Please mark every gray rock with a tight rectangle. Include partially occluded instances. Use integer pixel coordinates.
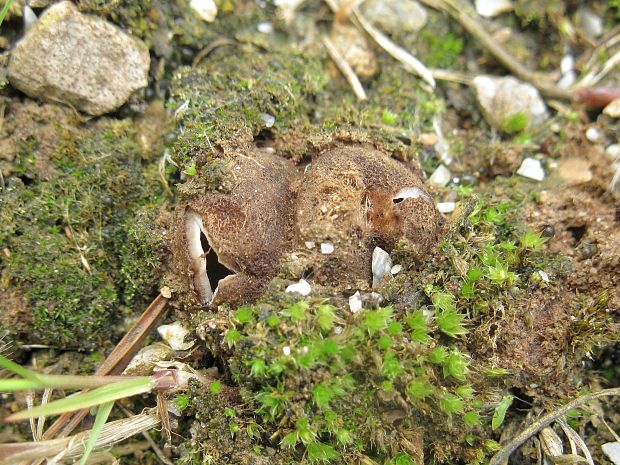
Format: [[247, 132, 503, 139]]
[[8, 1, 149, 116], [473, 75, 548, 131], [361, 0, 427, 33]]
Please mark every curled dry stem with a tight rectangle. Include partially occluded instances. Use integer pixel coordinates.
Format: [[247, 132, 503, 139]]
[[489, 387, 620, 465]]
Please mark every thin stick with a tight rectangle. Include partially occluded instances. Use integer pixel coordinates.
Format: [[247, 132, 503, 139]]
[[41, 294, 169, 441], [350, 7, 436, 88], [489, 388, 620, 465], [419, 0, 572, 100], [322, 35, 368, 101]]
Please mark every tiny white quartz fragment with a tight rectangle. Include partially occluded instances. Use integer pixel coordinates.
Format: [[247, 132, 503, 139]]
[[429, 164, 452, 187], [257, 21, 274, 33], [190, 0, 217, 22], [282, 346, 291, 356], [261, 112, 275, 127], [349, 291, 363, 313], [517, 158, 545, 181], [390, 264, 402, 275], [321, 242, 334, 254], [305, 241, 316, 249], [372, 247, 393, 286], [603, 442, 620, 465], [437, 202, 456, 213], [157, 321, 195, 351], [475, 0, 513, 17], [538, 270, 550, 282], [285, 279, 311, 296], [585, 127, 601, 143]]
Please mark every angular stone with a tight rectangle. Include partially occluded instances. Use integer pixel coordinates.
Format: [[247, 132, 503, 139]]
[[473, 75, 548, 131], [8, 1, 149, 116]]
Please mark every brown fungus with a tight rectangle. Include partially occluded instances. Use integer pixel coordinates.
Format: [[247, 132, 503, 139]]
[[172, 144, 443, 307]]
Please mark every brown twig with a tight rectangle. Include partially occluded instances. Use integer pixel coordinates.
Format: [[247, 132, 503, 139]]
[[489, 387, 620, 465], [40, 294, 169, 442], [419, 0, 573, 100]]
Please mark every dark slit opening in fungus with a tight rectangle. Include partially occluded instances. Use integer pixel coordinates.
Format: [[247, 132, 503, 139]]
[[200, 231, 235, 294]]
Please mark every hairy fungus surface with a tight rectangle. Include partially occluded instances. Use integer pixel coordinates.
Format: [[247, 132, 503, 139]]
[[173, 144, 442, 307]]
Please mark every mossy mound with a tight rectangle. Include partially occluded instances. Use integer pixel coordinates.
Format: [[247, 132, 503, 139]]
[[179, 186, 618, 464], [0, 104, 167, 349]]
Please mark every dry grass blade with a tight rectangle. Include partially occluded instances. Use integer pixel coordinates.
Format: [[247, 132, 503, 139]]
[[0, 411, 160, 465], [41, 293, 168, 441], [489, 387, 620, 465], [350, 7, 435, 89], [556, 419, 594, 465], [322, 35, 367, 101]]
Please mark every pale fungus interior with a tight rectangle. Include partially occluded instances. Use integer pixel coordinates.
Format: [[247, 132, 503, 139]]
[[184, 210, 236, 305], [392, 186, 433, 204]]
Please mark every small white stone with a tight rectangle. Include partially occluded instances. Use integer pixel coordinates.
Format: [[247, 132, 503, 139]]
[[304, 241, 316, 249], [575, 7, 603, 39], [257, 21, 274, 33], [23, 5, 38, 31], [606, 144, 620, 159], [585, 127, 601, 143], [190, 0, 217, 22], [320, 243, 334, 254], [282, 346, 291, 356], [372, 247, 393, 286], [349, 291, 363, 313], [437, 202, 456, 213], [334, 326, 343, 335], [603, 98, 620, 119], [517, 158, 545, 181], [475, 0, 513, 17], [261, 113, 275, 128], [157, 321, 195, 351], [560, 54, 574, 75], [429, 164, 452, 187], [285, 279, 311, 296], [602, 442, 620, 465], [538, 270, 550, 282], [390, 264, 402, 275]]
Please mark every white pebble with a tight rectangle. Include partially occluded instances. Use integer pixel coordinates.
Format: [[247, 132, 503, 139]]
[[334, 326, 343, 335], [261, 113, 275, 128], [157, 321, 195, 351], [349, 291, 363, 313], [257, 21, 274, 33], [538, 270, 550, 282], [190, 0, 217, 22], [585, 127, 601, 143], [282, 346, 291, 356], [602, 442, 620, 465], [285, 279, 311, 296], [304, 241, 316, 249], [437, 202, 455, 213], [320, 243, 334, 254], [429, 164, 452, 187], [517, 158, 545, 181], [606, 144, 620, 159], [372, 247, 393, 286], [474, 0, 513, 17], [390, 264, 402, 275]]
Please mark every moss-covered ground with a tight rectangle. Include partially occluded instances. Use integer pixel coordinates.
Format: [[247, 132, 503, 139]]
[[0, 1, 618, 464]]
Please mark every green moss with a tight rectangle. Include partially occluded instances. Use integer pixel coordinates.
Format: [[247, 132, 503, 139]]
[[168, 44, 327, 168], [0, 119, 165, 349]]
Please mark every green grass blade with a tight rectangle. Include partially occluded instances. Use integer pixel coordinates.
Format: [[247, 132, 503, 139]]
[[0, 379, 44, 391], [0, 355, 41, 382], [79, 401, 114, 465], [0, 0, 14, 28], [6, 377, 152, 421]]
